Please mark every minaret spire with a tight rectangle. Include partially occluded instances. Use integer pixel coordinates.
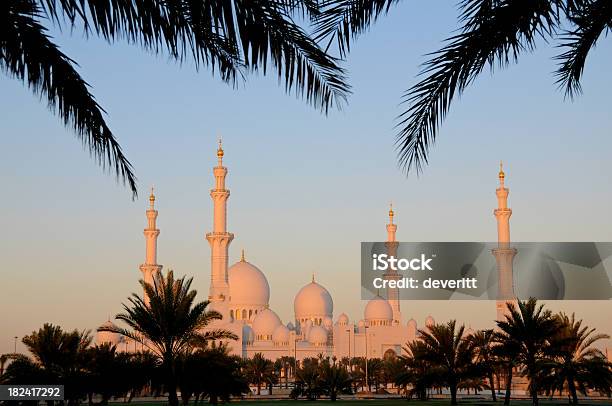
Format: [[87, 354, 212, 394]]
[[384, 202, 401, 324], [493, 162, 517, 321], [139, 186, 163, 304], [206, 138, 234, 302]]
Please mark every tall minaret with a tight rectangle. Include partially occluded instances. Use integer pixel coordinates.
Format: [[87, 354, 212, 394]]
[[384, 203, 402, 324], [205, 139, 234, 302], [139, 188, 163, 303], [492, 162, 517, 321]]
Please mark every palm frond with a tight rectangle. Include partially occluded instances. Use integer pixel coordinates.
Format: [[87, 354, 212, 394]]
[[555, 0, 612, 99], [1, 0, 137, 196], [396, 0, 560, 174], [312, 0, 399, 57]]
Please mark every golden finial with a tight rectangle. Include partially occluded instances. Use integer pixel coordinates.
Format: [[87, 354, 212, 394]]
[[240, 249, 245, 262], [217, 136, 224, 159], [149, 186, 155, 208], [389, 202, 394, 223], [498, 161, 505, 180], [312, 273, 315, 283]]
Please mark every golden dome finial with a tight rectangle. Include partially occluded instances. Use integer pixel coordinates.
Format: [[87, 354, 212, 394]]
[[240, 249, 245, 262], [389, 202, 394, 223], [149, 186, 155, 208], [312, 273, 315, 283], [498, 161, 505, 180], [217, 136, 224, 159]]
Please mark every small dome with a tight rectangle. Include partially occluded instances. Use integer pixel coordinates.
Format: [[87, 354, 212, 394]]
[[294, 278, 333, 320], [308, 325, 328, 345], [273, 325, 290, 344], [337, 313, 349, 325], [252, 308, 281, 338], [242, 324, 254, 344], [364, 295, 393, 321], [425, 315, 435, 328], [96, 320, 121, 346], [358, 319, 365, 328], [228, 260, 270, 307]]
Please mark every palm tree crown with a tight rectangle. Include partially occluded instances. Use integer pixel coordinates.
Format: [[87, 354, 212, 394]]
[[98, 270, 236, 406]]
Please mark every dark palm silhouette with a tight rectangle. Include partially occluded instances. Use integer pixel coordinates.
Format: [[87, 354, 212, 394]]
[[20, 324, 92, 404], [396, 340, 437, 400], [496, 298, 560, 406], [320, 358, 353, 401], [492, 330, 521, 405], [98, 270, 236, 406], [467, 329, 498, 402], [418, 320, 475, 405], [2, 0, 350, 197], [544, 312, 612, 404], [244, 352, 275, 395], [316, 0, 612, 173]]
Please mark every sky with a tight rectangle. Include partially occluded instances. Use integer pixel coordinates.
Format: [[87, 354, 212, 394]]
[[2, 2, 612, 355]]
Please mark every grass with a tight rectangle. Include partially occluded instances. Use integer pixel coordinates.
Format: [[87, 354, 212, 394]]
[[125, 400, 612, 406]]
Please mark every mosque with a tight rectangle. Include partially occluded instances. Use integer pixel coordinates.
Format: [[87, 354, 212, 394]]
[[96, 141, 525, 361]]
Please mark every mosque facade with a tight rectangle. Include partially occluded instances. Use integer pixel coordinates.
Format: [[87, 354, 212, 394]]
[[97, 142, 531, 361]]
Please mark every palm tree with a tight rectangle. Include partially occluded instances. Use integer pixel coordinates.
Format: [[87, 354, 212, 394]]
[[21, 323, 92, 405], [98, 270, 236, 406], [468, 329, 498, 401], [492, 331, 521, 405], [417, 320, 475, 405], [496, 298, 560, 406], [2, 0, 349, 197], [244, 353, 275, 395], [396, 340, 436, 400], [314, 0, 612, 173], [543, 313, 612, 404], [292, 357, 324, 400], [320, 358, 353, 401]]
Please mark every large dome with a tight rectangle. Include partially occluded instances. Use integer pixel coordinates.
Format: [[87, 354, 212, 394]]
[[364, 295, 393, 322], [252, 308, 281, 339], [294, 277, 333, 320], [228, 260, 270, 307]]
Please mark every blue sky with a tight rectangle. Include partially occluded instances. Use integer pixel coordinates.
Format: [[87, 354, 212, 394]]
[[1, 2, 612, 354]]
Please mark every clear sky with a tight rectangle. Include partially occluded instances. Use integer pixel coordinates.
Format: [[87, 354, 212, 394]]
[[1, 2, 612, 355]]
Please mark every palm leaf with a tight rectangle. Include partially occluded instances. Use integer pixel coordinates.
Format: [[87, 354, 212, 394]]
[[1, 0, 137, 196], [396, 0, 560, 174]]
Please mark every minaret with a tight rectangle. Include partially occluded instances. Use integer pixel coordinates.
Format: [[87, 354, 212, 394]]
[[205, 139, 234, 302], [492, 162, 517, 321], [383, 203, 402, 324], [139, 188, 163, 303]]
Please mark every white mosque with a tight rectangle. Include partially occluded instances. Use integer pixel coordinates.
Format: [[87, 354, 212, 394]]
[[97, 141, 520, 360]]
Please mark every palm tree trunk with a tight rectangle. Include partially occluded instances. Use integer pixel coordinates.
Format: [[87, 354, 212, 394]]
[[567, 379, 579, 405], [165, 361, 179, 406], [256, 382, 261, 395], [450, 383, 458, 405], [489, 371, 497, 402], [504, 365, 513, 406]]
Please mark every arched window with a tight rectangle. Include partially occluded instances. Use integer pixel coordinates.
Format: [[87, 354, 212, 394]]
[[242, 309, 247, 319], [230, 310, 234, 320], [249, 309, 253, 318]]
